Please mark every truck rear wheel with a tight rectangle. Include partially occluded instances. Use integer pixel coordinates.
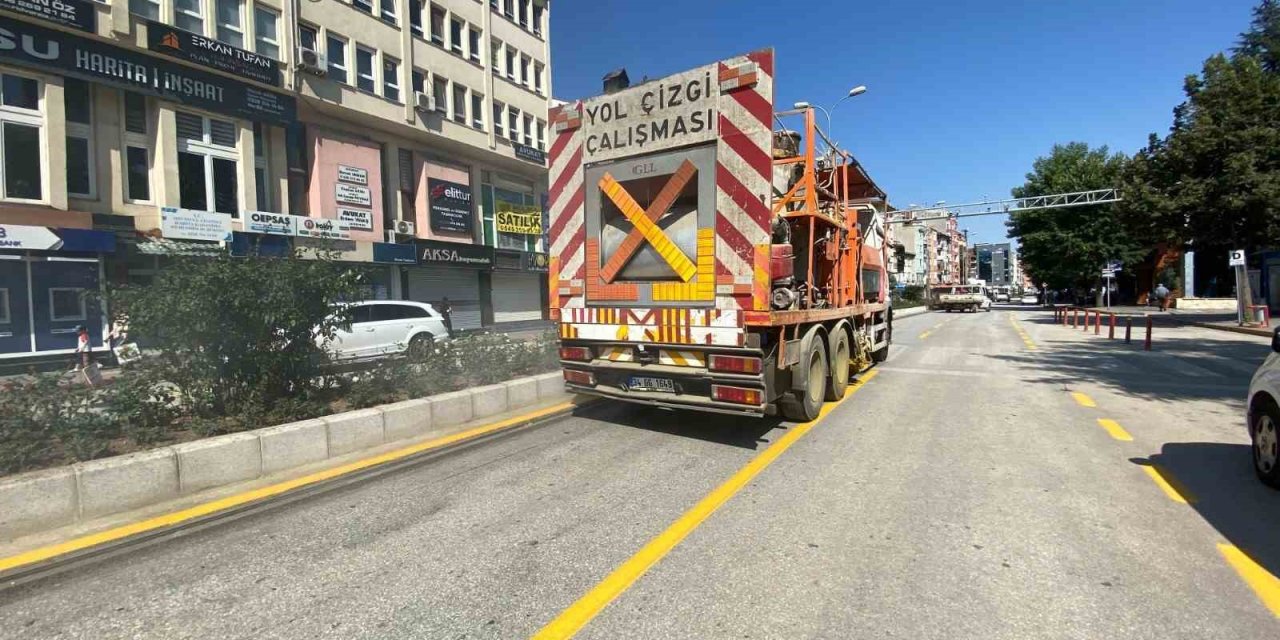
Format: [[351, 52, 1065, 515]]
[[782, 337, 827, 422], [825, 329, 851, 401]]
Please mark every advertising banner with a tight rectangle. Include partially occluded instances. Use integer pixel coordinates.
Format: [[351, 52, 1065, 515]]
[[513, 142, 546, 166], [145, 20, 280, 87], [0, 15, 296, 125], [243, 210, 299, 236], [496, 205, 543, 235], [373, 242, 417, 264], [335, 183, 372, 207], [415, 239, 492, 267], [337, 208, 373, 231], [0, 0, 95, 32], [0, 224, 62, 250], [160, 207, 233, 242], [296, 217, 350, 240], [337, 165, 368, 185], [427, 178, 473, 234]]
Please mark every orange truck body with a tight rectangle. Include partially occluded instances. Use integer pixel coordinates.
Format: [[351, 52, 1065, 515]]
[[547, 49, 892, 417]]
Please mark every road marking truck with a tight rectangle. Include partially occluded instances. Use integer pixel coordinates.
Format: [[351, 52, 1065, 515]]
[[548, 50, 892, 420]]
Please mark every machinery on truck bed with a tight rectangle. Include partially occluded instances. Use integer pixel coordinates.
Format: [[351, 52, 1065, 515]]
[[547, 50, 891, 421]]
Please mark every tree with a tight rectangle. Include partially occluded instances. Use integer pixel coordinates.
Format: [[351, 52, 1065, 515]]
[[1006, 143, 1141, 291], [1236, 0, 1280, 73], [111, 249, 369, 416]]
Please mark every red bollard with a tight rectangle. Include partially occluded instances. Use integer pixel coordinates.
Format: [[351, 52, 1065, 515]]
[[1144, 316, 1153, 351], [1108, 313, 1116, 339]]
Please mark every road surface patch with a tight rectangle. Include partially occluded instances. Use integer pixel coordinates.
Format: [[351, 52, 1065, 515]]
[[0, 400, 581, 577], [530, 371, 880, 640], [1070, 392, 1097, 408], [1095, 418, 1133, 442], [1218, 544, 1280, 618], [1137, 463, 1194, 504]]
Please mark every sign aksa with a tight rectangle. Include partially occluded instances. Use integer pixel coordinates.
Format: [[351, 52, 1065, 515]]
[[0, 15, 296, 125]]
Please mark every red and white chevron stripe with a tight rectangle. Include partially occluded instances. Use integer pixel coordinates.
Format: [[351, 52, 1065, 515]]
[[715, 49, 775, 311], [548, 103, 586, 308]]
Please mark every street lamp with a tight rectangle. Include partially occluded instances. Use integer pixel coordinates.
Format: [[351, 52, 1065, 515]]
[[792, 85, 868, 138]]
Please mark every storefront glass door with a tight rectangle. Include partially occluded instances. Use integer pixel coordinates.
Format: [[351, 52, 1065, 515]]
[[31, 260, 101, 352], [0, 259, 30, 355]]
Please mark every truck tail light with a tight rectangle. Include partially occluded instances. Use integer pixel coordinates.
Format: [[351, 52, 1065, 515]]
[[559, 346, 593, 361], [712, 384, 763, 406], [563, 369, 595, 386], [708, 354, 762, 374]]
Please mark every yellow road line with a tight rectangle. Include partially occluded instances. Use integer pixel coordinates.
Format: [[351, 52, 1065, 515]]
[[1218, 544, 1280, 618], [530, 371, 880, 640], [1070, 392, 1096, 408], [0, 400, 580, 575], [918, 331, 931, 340], [1140, 464, 1194, 504], [1096, 418, 1133, 441]]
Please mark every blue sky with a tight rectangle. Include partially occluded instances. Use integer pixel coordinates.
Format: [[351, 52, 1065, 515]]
[[548, 0, 1258, 246]]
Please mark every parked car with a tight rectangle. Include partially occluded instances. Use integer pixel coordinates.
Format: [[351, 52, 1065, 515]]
[[1246, 328, 1280, 488], [1021, 293, 1039, 305], [323, 301, 449, 361]]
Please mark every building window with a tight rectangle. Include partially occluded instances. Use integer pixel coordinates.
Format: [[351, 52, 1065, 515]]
[[0, 73, 43, 202], [383, 57, 400, 102], [123, 92, 150, 202], [469, 27, 482, 64], [450, 18, 464, 55], [507, 106, 518, 143], [493, 100, 504, 138], [452, 84, 466, 124], [471, 93, 484, 130], [429, 5, 445, 46], [491, 39, 502, 76], [176, 111, 239, 216], [355, 46, 376, 93], [503, 0, 513, 19], [522, 113, 533, 146], [254, 7, 279, 60], [518, 0, 527, 28], [174, 0, 204, 34], [253, 122, 270, 211], [353, 0, 373, 15], [409, 0, 423, 36], [327, 34, 348, 83], [65, 78, 94, 198], [533, 62, 544, 94], [215, 0, 244, 48], [532, 3, 543, 36], [129, 0, 160, 20], [431, 76, 447, 114], [299, 24, 318, 51], [505, 48, 516, 80], [411, 69, 425, 94], [382, 0, 397, 25], [536, 119, 546, 151], [520, 55, 530, 87], [49, 288, 86, 322]]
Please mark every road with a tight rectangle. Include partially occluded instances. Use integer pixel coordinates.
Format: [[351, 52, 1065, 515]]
[[3, 308, 1279, 639]]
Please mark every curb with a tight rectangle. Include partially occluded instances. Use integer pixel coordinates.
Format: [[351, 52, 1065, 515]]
[[894, 306, 928, 319], [0, 371, 569, 544], [0, 392, 589, 584], [1185, 321, 1273, 338]]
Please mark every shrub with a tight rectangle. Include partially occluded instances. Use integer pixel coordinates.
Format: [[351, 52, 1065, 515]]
[[0, 372, 118, 474]]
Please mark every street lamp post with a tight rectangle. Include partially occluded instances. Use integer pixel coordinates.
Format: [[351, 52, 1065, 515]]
[[792, 85, 868, 140]]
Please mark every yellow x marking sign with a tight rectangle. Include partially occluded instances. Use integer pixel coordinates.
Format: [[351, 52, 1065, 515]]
[[598, 170, 697, 282]]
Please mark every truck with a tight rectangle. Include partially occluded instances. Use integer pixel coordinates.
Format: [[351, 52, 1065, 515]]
[[546, 50, 892, 421], [931, 285, 990, 312]]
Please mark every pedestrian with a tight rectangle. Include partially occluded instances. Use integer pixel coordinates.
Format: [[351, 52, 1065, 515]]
[[1154, 283, 1171, 312], [73, 325, 91, 371], [439, 296, 453, 338]]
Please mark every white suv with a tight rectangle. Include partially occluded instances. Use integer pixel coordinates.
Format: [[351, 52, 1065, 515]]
[[1246, 328, 1280, 488], [324, 301, 449, 361]]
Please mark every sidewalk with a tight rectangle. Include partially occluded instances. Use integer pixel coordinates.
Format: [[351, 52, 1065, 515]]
[[1061, 304, 1274, 338]]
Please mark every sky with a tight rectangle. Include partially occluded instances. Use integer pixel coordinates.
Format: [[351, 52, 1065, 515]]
[[548, 0, 1259, 246]]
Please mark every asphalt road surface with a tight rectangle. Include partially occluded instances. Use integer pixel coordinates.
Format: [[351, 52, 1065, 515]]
[[3, 308, 1279, 639]]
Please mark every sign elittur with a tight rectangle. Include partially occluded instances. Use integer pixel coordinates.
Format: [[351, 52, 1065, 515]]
[[427, 178, 473, 235]]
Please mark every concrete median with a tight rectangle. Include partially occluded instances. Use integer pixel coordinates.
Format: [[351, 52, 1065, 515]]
[[325, 409, 385, 457], [77, 449, 180, 521], [174, 433, 262, 494], [258, 419, 329, 475], [380, 398, 434, 442], [430, 390, 473, 428], [471, 384, 509, 419], [0, 468, 78, 539]]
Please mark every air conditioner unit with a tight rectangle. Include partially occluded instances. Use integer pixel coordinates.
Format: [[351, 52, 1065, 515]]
[[395, 219, 416, 236], [296, 47, 327, 75], [413, 91, 436, 113]]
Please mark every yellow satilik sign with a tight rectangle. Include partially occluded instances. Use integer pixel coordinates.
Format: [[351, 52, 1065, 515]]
[[496, 206, 543, 235]]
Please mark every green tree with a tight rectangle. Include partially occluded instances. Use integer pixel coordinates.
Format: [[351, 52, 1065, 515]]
[[1006, 143, 1140, 291], [111, 249, 368, 416]]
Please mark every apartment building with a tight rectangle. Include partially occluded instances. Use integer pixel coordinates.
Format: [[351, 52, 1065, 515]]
[[0, 0, 552, 357]]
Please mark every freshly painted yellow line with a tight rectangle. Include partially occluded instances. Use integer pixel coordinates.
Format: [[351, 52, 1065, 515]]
[[0, 400, 580, 574], [1096, 418, 1133, 441], [1140, 464, 1193, 504], [1218, 544, 1280, 617], [530, 371, 880, 640], [1070, 392, 1096, 408], [918, 331, 931, 340]]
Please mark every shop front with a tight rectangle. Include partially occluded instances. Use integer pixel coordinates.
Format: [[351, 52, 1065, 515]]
[[0, 224, 116, 357], [408, 240, 493, 331], [491, 249, 549, 327]]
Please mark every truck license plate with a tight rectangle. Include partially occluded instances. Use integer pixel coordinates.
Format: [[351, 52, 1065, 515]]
[[629, 376, 675, 393]]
